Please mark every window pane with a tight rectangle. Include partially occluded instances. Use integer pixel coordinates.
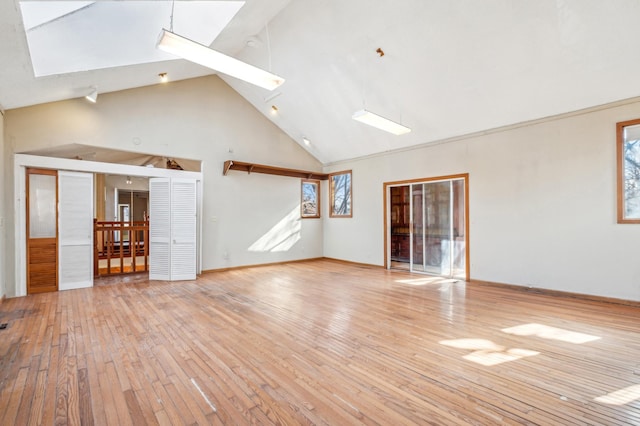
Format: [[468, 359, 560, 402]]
[[623, 124, 640, 219], [29, 173, 57, 238], [330, 172, 351, 216]]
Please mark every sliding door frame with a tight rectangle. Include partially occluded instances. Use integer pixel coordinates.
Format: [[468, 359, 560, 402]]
[[383, 173, 470, 281]]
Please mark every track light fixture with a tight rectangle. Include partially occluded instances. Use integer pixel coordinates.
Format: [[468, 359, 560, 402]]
[[85, 87, 98, 103]]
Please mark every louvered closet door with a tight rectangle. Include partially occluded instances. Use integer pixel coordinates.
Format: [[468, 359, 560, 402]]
[[58, 171, 94, 290], [149, 178, 171, 280], [149, 178, 197, 281], [170, 179, 197, 280]]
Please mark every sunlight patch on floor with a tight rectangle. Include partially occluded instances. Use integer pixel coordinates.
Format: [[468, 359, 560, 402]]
[[501, 323, 600, 344], [440, 338, 539, 366], [594, 385, 640, 405], [248, 206, 301, 252], [463, 348, 539, 366], [439, 338, 502, 351]]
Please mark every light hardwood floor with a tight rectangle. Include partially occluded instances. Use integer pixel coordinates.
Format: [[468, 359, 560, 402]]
[[1, 259, 640, 425]]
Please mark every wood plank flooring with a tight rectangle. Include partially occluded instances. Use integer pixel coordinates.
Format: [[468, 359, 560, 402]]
[[1, 259, 640, 425]]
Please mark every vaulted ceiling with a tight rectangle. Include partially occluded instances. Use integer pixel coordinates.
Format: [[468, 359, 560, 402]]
[[3, 0, 640, 164]]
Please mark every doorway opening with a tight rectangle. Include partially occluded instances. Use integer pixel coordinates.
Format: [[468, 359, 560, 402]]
[[94, 175, 150, 276], [385, 174, 469, 280]]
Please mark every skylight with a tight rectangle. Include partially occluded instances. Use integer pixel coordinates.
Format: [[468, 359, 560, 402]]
[[20, 1, 245, 76], [21, 1, 95, 30]]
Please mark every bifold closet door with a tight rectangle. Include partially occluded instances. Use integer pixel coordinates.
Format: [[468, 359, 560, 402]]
[[149, 177, 197, 281], [149, 178, 171, 280], [58, 171, 94, 290], [169, 179, 197, 280]]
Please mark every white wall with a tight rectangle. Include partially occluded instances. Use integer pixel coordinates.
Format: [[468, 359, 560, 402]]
[[4, 76, 323, 297], [0, 110, 5, 299], [324, 100, 640, 301], [8, 75, 637, 302]]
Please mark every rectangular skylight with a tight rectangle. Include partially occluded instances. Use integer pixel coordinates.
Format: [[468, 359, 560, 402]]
[[20, 1, 244, 76]]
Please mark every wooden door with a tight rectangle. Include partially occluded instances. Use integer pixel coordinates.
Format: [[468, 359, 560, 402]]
[[26, 168, 58, 294]]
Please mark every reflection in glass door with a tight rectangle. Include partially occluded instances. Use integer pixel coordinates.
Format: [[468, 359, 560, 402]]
[[388, 176, 467, 280]]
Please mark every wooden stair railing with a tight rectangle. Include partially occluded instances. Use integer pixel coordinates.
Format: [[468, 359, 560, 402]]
[[94, 219, 149, 276]]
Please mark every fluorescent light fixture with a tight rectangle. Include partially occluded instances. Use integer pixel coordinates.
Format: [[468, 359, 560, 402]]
[[352, 109, 411, 135], [156, 29, 285, 91], [85, 87, 98, 103]]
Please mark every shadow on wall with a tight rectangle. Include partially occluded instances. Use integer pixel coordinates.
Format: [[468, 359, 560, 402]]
[[248, 206, 301, 252]]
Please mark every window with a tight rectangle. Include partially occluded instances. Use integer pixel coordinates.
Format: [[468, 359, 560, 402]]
[[617, 119, 640, 223], [301, 179, 320, 218], [329, 170, 352, 217]]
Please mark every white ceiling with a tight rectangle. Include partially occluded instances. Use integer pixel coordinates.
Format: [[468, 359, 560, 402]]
[[3, 0, 640, 164]]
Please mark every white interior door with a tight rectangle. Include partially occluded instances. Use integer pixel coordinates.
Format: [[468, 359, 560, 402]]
[[149, 177, 197, 281], [58, 171, 93, 290], [149, 178, 171, 280], [170, 179, 197, 280]]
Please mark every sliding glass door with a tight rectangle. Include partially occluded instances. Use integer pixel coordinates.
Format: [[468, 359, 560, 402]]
[[388, 176, 467, 280]]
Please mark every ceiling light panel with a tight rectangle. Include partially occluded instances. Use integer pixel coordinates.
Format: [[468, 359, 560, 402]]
[[157, 30, 285, 91], [352, 109, 411, 135], [20, 1, 245, 76]]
